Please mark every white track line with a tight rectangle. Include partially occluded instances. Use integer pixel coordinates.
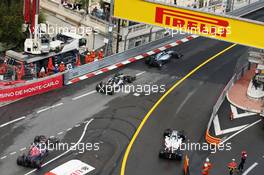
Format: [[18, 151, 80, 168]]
[[72, 90, 96, 101], [0, 116, 26, 128], [75, 124, 81, 128], [242, 162, 258, 175], [230, 105, 256, 119], [135, 71, 146, 77], [57, 132, 63, 135], [24, 118, 94, 175], [36, 103, 63, 114], [20, 147, 27, 151], [10, 152, 16, 155], [221, 119, 262, 144], [0, 156, 7, 160], [213, 115, 248, 136], [230, 104, 238, 116]]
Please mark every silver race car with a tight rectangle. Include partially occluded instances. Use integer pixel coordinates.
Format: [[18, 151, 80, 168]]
[[159, 129, 186, 160], [96, 73, 136, 95], [145, 50, 183, 67]]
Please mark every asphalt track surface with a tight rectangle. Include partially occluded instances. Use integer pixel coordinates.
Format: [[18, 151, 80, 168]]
[[0, 8, 263, 175], [121, 8, 264, 175]]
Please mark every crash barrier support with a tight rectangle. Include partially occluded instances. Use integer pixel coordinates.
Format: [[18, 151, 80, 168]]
[[205, 62, 252, 145], [183, 155, 190, 175]]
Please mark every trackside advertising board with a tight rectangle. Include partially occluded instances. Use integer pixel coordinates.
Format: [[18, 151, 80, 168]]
[[114, 0, 264, 49], [0, 75, 63, 102], [45, 159, 95, 175]]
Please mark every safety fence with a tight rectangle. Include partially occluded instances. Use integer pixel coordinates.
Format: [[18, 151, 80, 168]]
[[205, 62, 252, 145]]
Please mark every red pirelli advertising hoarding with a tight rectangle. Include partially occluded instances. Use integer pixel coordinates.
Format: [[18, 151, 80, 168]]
[[0, 75, 63, 102]]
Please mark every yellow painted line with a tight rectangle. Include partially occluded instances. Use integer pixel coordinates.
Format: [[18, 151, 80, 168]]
[[120, 43, 237, 175]]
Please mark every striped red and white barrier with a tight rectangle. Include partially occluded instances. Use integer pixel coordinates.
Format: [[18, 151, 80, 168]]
[[67, 35, 199, 85]]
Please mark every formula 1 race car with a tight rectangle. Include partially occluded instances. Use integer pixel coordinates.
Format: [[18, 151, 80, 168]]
[[17, 135, 59, 169], [96, 73, 136, 95], [159, 129, 186, 161], [145, 50, 183, 68]]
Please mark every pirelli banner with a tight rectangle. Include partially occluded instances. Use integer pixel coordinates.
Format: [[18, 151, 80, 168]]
[[114, 0, 264, 49]]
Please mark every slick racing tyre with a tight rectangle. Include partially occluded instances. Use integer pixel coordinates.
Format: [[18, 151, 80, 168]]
[[34, 160, 42, 169], [17, 156, 24, 165], [175, 150, 183, 161], [178, 130, 186, 141], [145, 57, 151, 64], [163, 129, 172, 137], [158, 62, 163, 68], [124, 76, 136, 83], [108, 90, 114, 95], [96, 82, 104, 93], [159, 150, 165, 158], [34, 135, 47, 143]]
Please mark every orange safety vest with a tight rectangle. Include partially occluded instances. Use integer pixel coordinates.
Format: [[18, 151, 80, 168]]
[[59, 63, 65, 72], [202, 163, 211, 175], [228, 162, 237, 172], [91, 51, 96, 61], [98, 51, 104, 60], [0, 64, 7, 74]]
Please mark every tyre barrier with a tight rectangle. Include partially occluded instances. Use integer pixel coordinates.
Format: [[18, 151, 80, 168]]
[[205, 130, 221, 145]]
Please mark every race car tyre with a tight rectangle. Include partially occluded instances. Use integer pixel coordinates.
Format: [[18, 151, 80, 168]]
[[159, 150, 165, 158], [125, 76, 136, 83], [34, 160, 42, 169], [49, 137, 60, 144], [172, 52, 183, 59], [108, 90, 114, 95], [17, 156, 24, 165], [163, 129, 172, 137], [145, 57, 151, 64], [178, 130, 186, 141], [96, 83, 103, 92], [176, 152, 183, 161], [34, 135, 46, 143], [158, 62, 162, 68]]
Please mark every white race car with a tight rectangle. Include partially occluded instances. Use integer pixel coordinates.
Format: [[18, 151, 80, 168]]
[[159, 129, 186, 160]]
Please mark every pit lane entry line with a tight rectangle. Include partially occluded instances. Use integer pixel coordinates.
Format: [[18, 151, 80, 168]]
[[120, 43, 237, 175], [24, 118, 94, 175]]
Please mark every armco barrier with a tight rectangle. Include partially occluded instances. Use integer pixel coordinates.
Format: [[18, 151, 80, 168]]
[[64, 34, 195, 84], [0, 74, 63, 102]]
